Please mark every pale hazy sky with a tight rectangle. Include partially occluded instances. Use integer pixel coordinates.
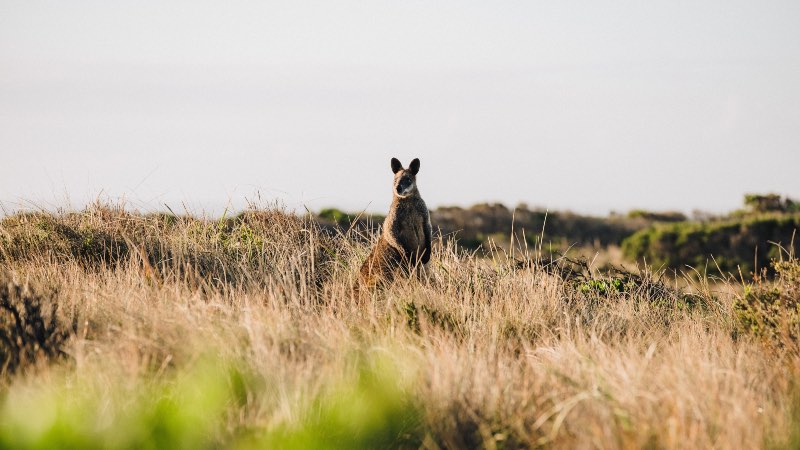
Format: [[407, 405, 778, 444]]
[[2, 1, 799, 216]]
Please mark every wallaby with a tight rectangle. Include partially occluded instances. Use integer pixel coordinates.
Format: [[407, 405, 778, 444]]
[[359, 157, 432, 288]]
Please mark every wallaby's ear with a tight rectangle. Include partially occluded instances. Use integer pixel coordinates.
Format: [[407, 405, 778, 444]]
[[409, 158, 420, 175], [391, 157, 403, 174]]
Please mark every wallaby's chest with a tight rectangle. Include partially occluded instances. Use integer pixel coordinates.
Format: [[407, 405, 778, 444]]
[[384, 201, 425, 249]]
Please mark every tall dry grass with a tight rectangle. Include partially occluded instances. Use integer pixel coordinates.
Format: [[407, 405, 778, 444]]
[[0, 202, 798, 449]]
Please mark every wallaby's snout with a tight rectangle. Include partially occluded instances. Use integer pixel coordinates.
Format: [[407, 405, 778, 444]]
[[395, 175, 414, 196]]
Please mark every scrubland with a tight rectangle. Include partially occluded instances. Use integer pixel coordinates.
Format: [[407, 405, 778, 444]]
[[0, 202, 799, 449]]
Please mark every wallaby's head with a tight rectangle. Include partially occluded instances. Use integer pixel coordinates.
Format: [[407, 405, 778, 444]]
[[390, 157, 420, 198]]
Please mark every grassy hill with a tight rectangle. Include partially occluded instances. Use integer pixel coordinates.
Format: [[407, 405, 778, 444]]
[[0, 202, 799, 448]]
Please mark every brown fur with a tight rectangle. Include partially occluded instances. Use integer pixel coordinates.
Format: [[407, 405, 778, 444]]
[[359, 158, 432, 289]]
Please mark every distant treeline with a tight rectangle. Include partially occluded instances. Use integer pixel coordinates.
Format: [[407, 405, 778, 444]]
[[317, 193, 800, 275], [318, 203, 652, 249], [430, 204, 647, 249]]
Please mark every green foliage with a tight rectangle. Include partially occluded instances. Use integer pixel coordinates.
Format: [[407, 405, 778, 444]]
[[566, 267, 697, 311], [316, 209, 385, 236], [734, 258, 800, 346], [0, 353, 425, 450], [578, 278, 629, 295], [626, 209, 687, 222], [743, 193, 800, 214], [622, 214, 800, 275], [744, 193, 785, 213], [0, 357, 239, 449], [253, 354, 424, 449], [318, 208, 358, 224]]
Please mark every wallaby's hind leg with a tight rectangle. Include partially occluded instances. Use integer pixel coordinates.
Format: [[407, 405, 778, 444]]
[[358, 239, 403, 292]]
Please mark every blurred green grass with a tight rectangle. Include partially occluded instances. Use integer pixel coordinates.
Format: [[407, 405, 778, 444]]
[[0, 353, 424, 450]]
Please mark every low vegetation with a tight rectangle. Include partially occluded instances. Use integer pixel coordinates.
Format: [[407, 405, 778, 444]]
[[430, 203, 645, 251], [340, 193, 799, 276], [622, 213, 800, 275], [0, 201, 799, 448]]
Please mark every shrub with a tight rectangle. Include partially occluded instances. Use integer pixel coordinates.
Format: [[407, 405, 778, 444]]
[[622, 215, 800, 275], [744, 193, 785, 213], [627, 209, 687, 222], [317, 208, 384, 233], [0, 274, 69, 375], [744, 193, 799, 214], [734, 258, 800, 348], [318, 208, 357, 224]]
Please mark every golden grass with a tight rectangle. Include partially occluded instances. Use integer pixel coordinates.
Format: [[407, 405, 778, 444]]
[[0, 202, 798, 449]]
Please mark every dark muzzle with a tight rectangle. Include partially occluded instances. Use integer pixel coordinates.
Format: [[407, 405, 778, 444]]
[[396, 178, 411, 194]]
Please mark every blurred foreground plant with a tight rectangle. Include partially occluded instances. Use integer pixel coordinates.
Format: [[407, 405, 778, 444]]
[[0, 351, 423, 450]]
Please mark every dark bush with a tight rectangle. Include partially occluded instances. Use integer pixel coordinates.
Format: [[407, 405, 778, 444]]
[[744, 193, 799, 214], [0, 274, 69, 375], [627, 209, 687, 222]]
